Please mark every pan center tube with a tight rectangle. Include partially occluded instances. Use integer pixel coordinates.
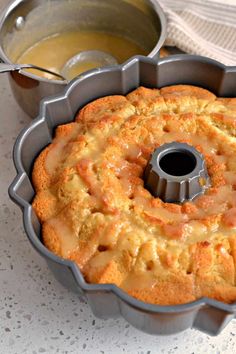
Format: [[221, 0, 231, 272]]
[[144, 142, 210, 203]]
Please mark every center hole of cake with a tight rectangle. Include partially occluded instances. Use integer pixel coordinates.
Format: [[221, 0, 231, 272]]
[[159, 150, 196, 176]]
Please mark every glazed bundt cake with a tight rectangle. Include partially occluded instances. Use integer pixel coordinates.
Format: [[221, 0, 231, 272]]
[[32, 85, 236, 305]]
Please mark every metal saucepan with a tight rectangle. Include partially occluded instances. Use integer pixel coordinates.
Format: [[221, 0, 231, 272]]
[[0, 0, 166, 117]]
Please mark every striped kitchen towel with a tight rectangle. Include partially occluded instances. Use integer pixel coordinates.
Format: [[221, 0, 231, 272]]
[[158, 0, 236, 65]]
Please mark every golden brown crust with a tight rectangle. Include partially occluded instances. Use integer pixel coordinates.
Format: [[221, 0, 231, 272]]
[[127, 274, 196, 305], [32, 145, 52, 192], [32, 85, 236, 305], [42, 222, 62, 257], [32, 190, 57, 222]]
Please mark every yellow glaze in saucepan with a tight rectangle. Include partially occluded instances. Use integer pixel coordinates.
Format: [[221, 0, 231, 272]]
[[17, 31, 147, 80]]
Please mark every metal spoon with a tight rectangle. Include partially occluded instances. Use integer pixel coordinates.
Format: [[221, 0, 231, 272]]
[[62, 50, 118, 80], [0, 51, 118, 82], [0, 62, 66, 81]]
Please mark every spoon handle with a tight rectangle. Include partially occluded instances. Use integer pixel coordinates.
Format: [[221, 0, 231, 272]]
[[0, 62, 66, 81], [0, 63, 26, 73]]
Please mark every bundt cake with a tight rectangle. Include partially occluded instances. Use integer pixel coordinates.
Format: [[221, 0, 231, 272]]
[[32, 85, 236, 305]]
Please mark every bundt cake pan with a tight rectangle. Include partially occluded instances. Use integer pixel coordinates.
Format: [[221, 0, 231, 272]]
[[9, 55, 236, 336], [144, 142, 210, 203]]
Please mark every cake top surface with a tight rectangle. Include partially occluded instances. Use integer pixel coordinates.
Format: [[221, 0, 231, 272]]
[[32, 85, 236, 305]]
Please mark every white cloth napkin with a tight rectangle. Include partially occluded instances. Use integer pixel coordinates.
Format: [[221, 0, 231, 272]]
[[158, 0, 236, 65]]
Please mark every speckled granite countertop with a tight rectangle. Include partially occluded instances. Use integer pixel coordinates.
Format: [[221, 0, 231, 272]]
[[0, 1, 236, 353]]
